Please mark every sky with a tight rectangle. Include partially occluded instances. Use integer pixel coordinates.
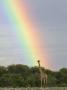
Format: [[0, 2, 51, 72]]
[[0, 0, 67, 70]]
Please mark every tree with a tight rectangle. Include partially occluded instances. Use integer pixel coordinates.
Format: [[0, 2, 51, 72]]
[[0, 64, 67, 87]]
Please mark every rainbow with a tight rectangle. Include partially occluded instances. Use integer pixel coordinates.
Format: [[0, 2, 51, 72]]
[[1, 0, 50, 68]]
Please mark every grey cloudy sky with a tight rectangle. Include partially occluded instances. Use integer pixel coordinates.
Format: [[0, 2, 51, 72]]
[[26, 0, 67, 70], [0, 0, 67, 70]]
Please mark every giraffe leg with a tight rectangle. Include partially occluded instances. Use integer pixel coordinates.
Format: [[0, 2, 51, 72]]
[[41, 77, 42, 87], [44, 77, 47, 88], [45, 76, 47, 87], [44, 79, 46, 87]]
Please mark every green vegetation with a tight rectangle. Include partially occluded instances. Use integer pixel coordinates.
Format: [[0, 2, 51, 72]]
[[0, 64, 67, 87]]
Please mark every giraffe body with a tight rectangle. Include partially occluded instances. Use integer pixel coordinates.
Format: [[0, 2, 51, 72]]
[[38, 60, 47, 87]]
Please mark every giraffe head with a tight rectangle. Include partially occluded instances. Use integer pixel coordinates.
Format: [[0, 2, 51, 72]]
[[37, 60, 41, 68], [37, 60, 40, 63]]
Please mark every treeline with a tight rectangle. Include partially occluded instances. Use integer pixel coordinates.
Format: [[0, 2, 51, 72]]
[[0, 64, 67, 87]]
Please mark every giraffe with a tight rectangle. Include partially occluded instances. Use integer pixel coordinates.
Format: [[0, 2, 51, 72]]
[[37, 60, 47, 87]]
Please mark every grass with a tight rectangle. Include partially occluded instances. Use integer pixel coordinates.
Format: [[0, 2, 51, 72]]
[[0, 87, 67, 90]]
